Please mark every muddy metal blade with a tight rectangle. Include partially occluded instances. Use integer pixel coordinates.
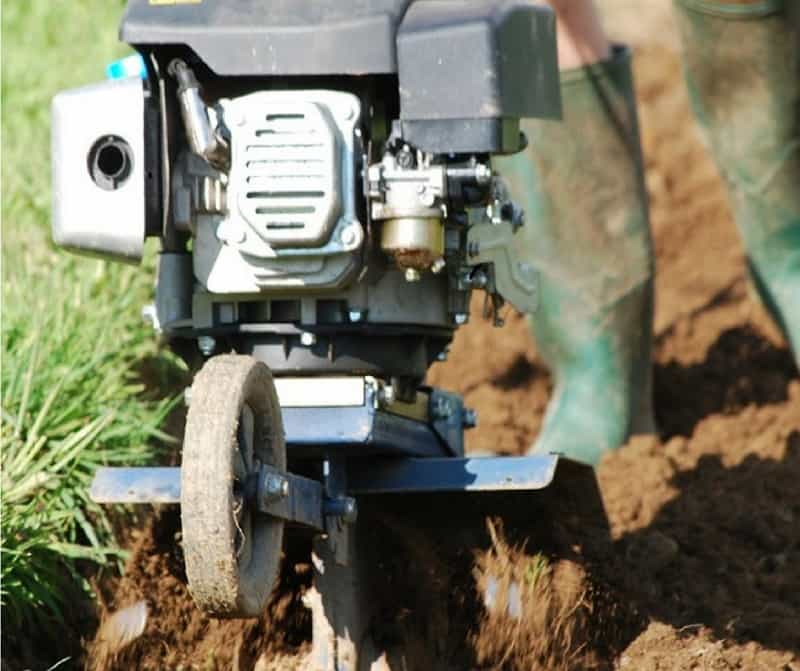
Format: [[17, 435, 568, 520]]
[[347, 454, 561, 494], [90, 455, 566, 503]]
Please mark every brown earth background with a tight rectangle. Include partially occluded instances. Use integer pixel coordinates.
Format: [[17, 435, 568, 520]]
[[12, 1, 800, 669]]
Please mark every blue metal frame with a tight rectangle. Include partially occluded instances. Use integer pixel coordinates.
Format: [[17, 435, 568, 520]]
[[90, 454, 561, 507], [280, 382, 465, 458], [283, 404, 460, 459], [89, 390, 564, 534]]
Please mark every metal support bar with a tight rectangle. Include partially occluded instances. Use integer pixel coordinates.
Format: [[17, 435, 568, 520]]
[[323, 459, 352, 565], [90, 466, 325, 531], [307, 528, 387, 671], [256, 465, 325, 532]]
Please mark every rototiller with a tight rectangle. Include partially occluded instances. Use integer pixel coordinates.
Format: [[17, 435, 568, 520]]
[[51, 2, 596, 667]]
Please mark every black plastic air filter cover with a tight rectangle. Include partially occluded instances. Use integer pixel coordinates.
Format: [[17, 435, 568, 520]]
[[397, 1, 562, 154]]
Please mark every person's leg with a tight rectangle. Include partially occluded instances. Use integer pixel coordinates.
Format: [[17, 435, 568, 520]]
[[673, 0, 800, 367], [548, 0, 610, 69], [494, 1, 656, 465]]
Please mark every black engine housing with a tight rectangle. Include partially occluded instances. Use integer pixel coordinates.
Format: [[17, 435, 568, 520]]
[[122, 0, 560, 154]]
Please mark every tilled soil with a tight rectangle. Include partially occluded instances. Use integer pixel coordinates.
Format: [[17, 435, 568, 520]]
[[86, 511, 309, 671], [79, 4, 800, 670]]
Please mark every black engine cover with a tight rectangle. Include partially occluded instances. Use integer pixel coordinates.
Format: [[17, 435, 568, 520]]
[[122, 0, 561, 153], [121, 0, 412, 75]]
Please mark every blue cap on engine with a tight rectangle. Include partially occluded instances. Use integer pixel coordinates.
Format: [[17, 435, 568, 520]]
[[106, 54, 147, 80]]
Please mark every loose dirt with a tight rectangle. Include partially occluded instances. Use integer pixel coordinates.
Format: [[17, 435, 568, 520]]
[[75, 2, 800, 669], [86, 510, 310, 671]]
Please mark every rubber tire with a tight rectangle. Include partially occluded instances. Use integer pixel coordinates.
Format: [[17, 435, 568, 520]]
[[181, 354, 286, 617]]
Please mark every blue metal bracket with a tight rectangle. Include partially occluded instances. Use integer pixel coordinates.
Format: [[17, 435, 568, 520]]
[[283, 404, 459, 459], [91, 464, 326, 530]]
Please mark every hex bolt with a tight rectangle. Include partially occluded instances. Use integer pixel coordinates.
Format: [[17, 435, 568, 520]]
[[474, 164, 493, 185], [300, 332, 317, 347], [263, 473, 289, 499], [470, 269, 489, 289], [453, 313, 469, 325], [404, 268, 422, 283], [197, 335, 216, 357], [377, 384, 395, 408], [463, 408, 478, 428], [498, 202, 525, 230], [259, 472, 290, 509], [341, 498, 358, 524], [324, 497, 358, 525], [432, 396, 453, 420], [396, 148, 414, 169], [340, 224, 360, 247], [431, 257, 446, 274]]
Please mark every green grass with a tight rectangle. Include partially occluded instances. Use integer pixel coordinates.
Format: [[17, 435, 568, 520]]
[[1, 1, 180, 632]]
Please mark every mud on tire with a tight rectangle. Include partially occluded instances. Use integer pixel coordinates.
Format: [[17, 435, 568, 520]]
[[181, 354, 286, 618]]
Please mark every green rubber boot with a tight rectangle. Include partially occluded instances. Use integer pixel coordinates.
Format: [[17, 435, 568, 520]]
[[674, 0, 800, 366], [494, 46, 656, 465]]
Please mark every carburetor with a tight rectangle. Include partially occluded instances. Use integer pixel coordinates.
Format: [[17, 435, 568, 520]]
[[369, 144, 493, 283]]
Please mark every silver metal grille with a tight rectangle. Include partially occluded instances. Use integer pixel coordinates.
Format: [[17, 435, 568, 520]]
[[234, 100, 342, 247], [194, 90, 362, 294]]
